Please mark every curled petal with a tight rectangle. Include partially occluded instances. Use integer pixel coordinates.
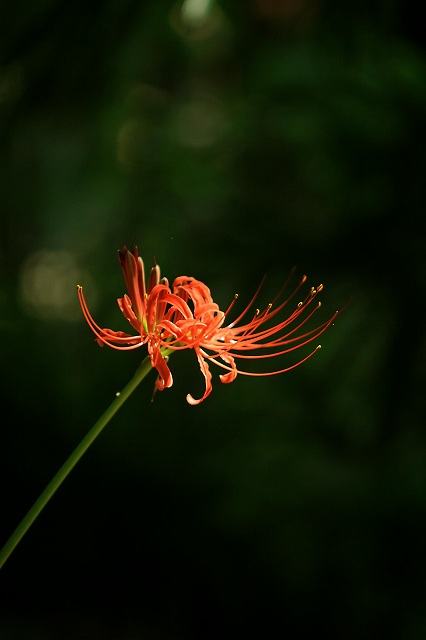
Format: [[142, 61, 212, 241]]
[[186, 348, 213, 405], [148, 341, 173, 391], [218, 353, 237, 385], [172, 277, 216, 314], [162, 293, 194, 320], [145, 284, 172, 333]]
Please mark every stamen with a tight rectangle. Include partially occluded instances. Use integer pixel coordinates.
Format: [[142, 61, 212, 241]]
[[224, 293, 239, 317], [227, 276, 266, 327], [256, 302, 273, 321]]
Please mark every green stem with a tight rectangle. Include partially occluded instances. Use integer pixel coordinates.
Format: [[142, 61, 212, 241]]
[[0, 354, 155, 571]]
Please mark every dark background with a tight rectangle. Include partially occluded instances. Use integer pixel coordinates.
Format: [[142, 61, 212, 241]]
[[1, 1, 425, 638]]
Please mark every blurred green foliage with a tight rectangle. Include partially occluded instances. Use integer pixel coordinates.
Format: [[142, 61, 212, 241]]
[[1, 1, 425, 638]]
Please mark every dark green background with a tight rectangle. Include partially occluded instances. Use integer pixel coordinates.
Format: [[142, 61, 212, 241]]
[[1, 1, 425, 638]]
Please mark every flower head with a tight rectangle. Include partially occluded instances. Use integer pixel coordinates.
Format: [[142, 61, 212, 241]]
[[78, 245, 340, 404]]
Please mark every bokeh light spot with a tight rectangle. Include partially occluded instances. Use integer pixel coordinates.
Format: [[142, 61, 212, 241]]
[[19, 250, 95, 321]]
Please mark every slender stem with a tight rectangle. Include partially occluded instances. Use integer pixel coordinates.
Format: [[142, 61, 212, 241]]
[[0, 355, 155, 571]]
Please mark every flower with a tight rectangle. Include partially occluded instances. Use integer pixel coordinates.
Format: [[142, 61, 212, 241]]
[[78, 245, 340, 405]]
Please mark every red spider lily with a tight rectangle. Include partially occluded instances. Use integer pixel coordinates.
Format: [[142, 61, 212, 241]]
[[78, 246, 340, 405]]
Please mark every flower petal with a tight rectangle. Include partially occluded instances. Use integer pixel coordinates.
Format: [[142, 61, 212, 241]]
[[148, 341, 173, 391], [118, 294, 143, 333], [218, 353, 237, 384], [186, 348, 213, 405]]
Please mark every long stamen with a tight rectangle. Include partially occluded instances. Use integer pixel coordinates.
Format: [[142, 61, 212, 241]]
[[200, 344, 323, 377], [223, 293, 239, 317], [219, 312, 338, 360], [77, 286, 143, 350], [229, 300, 324, 349], [226, 277, 266, 328]]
